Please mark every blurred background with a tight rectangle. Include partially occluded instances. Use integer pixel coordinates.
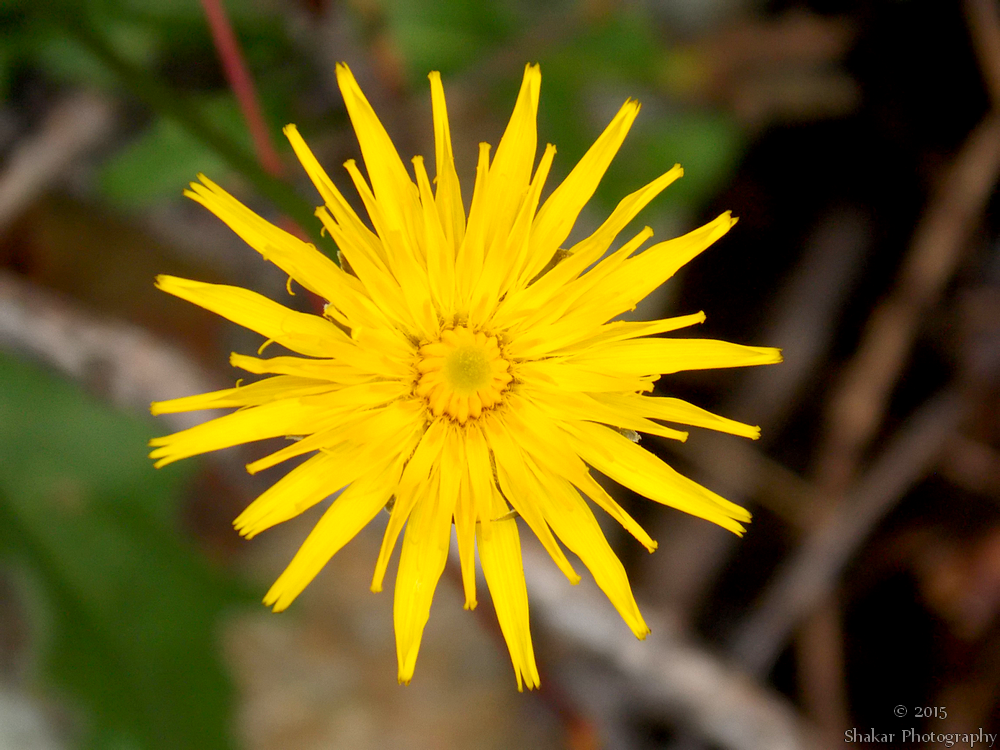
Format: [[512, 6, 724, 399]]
[[1, 0, 999, 748]]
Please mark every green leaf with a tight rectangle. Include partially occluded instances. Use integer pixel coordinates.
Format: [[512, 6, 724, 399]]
[[382, 0, 518, 81], [29, 18, 160, 89], [0, 352, 247, 750], [98, 96, 253, 209]]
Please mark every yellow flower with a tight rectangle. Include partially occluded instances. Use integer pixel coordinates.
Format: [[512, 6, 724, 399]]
[[149, 63, 781, 689]]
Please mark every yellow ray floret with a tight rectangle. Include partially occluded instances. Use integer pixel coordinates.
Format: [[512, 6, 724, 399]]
[[149, 62, 781, 690]]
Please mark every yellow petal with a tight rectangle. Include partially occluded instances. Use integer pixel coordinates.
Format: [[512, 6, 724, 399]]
[[245, 395, 422, 475], [393, 455, 454, 683], [594, 393, 761, 439], [335, 63, 422, 254], [148, 398, 318, 468], [500, 397, 657, 552], [454, 142, 492, 310], [562, 420, 751, 534], [471, 143, 555, 328], [566, 165, 683, 261], [477, 490, 539, 690], [155, 275, 345, 359], [476, 64, 540, 249], [531, 469, 649, 638], [412, 154, 454, 315], [507, 310, 706, 360], [522, 386, 689, 442], [283, 124, 354, 215], [496, 225, 654, 333], [235, 450, 351, 539], [264, 458, 403, 612], [450, 430, 477, 610], [229, 353, 380, 385], [428, 71, 466, 250], [371, 419, 448, 592], [481, 417, 580, 584], [567, 212, 737, 325], [563, 337, 783, 376], [151, 375, 336, 415], [524, 99, 641, 278], [184, 175, 349, 306]]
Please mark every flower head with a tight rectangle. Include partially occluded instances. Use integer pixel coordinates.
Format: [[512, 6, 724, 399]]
[[150, 63, 781, 689]]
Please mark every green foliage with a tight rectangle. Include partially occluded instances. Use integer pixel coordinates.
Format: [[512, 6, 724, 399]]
[[98, 96, 252, 209], [27, 17, 161, 89], [381, 0, 519, 81], [0, 353, 247, 750]]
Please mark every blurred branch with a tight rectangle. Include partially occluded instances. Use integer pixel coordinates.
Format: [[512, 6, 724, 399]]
[[940, 434, 1000, 501], [729, 388, 967, 675], [966, 0, 1000, 107], [0, 92, 114, 234], [0, 688, 66, 750], [730, 207, 873, 434], [730, 2, 1000, 728], [0, 270, 216, 431], [794, 597, 848, 742], [816, 112, 1000, 493], [522, 542, 827, 750], [815, 0, 1000, 491], [200, 0, 286, 178]]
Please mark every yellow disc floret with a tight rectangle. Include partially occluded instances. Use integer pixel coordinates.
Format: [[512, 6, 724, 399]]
[[416, 327, 512, 423]]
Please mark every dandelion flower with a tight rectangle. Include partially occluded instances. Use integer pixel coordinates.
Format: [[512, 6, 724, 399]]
[[149, 63, 781, 689]]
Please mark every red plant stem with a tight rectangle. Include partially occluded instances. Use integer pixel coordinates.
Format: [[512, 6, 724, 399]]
[[199, 0, 285, 178]]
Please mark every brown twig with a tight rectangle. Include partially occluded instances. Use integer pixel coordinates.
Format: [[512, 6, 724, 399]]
[[816, 113, 1000, 495], [0, 93, 115, 234], [521, 541, 828, 750], [940, 434, 1000, 501], [795, 596, 849, 745], [741, 3, 1000, 734], [0, 270, 217, 431], [200, 0, 285, 178], [966, 0, 1000, 107], [729, 388, 967, 675]]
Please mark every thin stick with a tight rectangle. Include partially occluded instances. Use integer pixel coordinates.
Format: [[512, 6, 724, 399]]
[[816, 114, 1000, 494], [729, 389, 966, 675], [0, 93, 114, 234], [0, 270, 217, 431], [521, 543, 827, 750], [200, 0, 286, 178], [796, 597, 850, 743], [966, 0, 1000, 106]]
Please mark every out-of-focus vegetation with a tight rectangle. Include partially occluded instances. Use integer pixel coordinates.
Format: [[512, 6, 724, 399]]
[[0, 351, 246, 749]]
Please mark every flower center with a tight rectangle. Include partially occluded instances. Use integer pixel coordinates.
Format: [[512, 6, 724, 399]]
[[415, 327, 512, 423]]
